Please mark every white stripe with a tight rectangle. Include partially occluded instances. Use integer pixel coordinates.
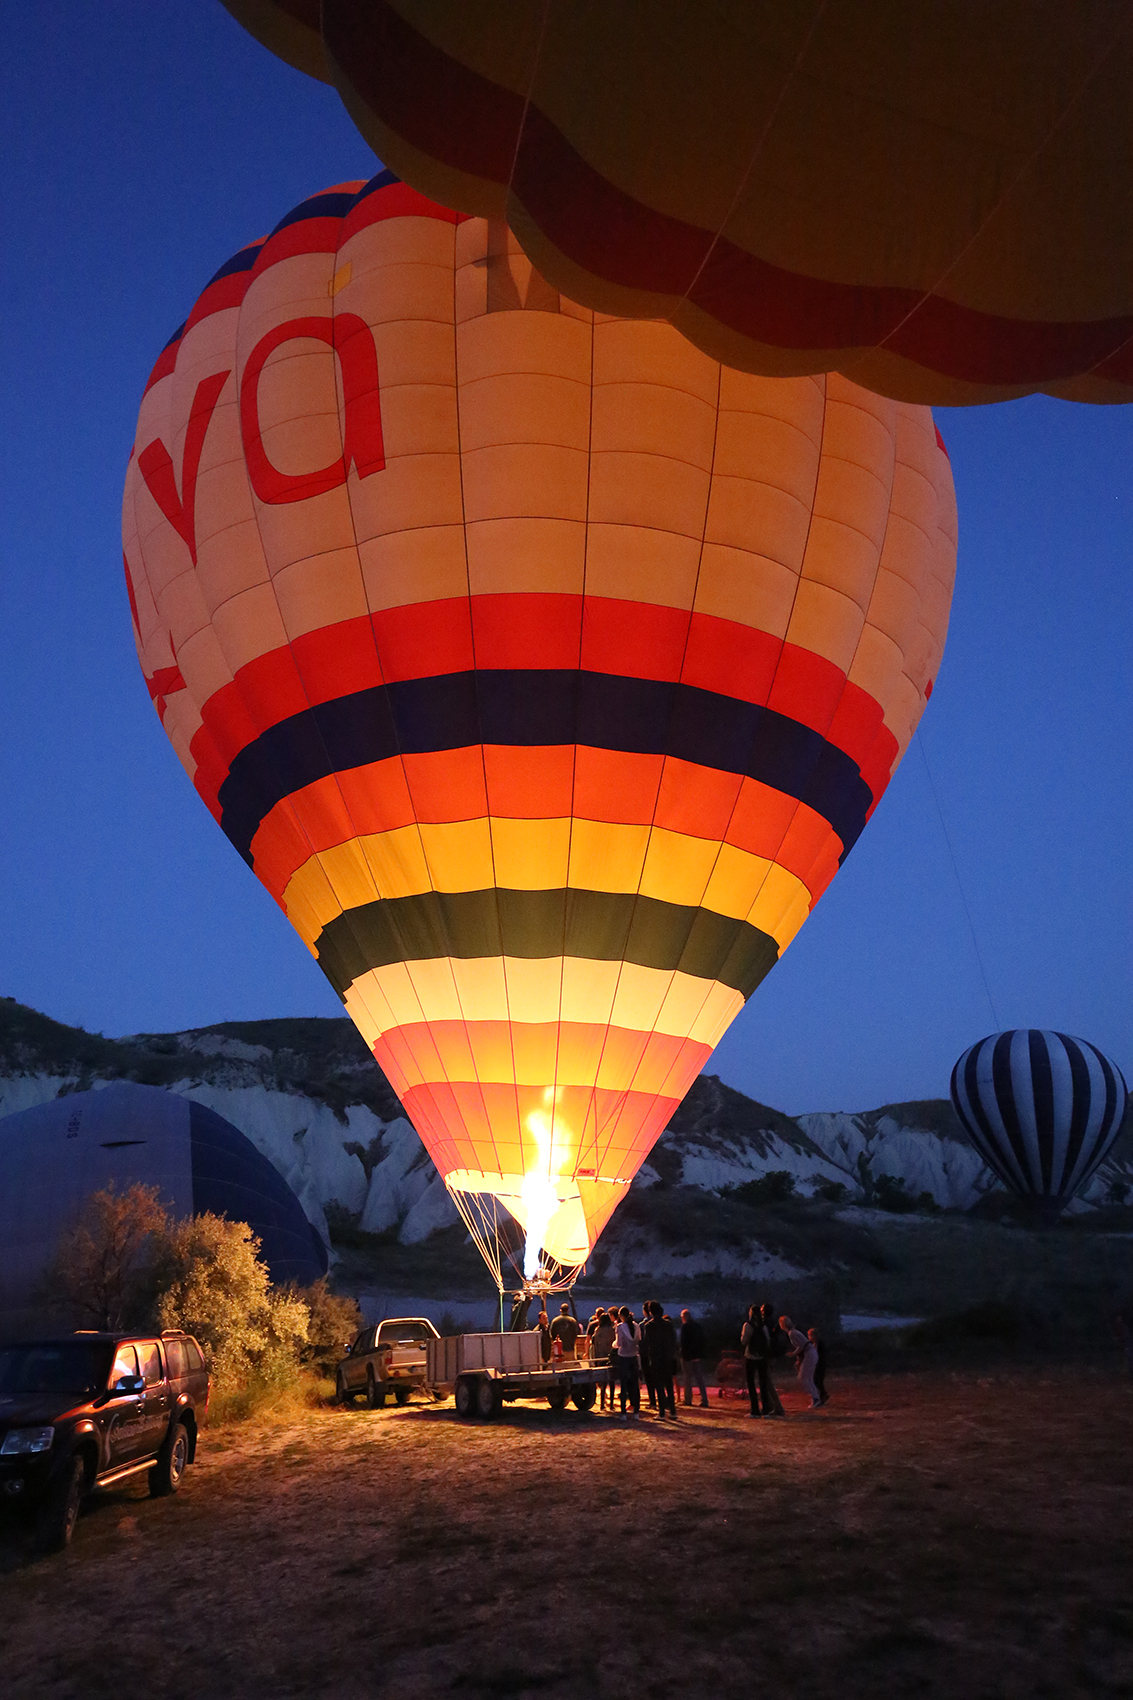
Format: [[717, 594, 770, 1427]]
[[1045, 1032, 1076, 1194], [973, 1037, 1030, 1193], [1008, 1029, 1042, 1192], [1062, 1040, 1111, 1197]]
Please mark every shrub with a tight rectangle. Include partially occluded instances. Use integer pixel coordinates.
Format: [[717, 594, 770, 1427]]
[[291, 1277, 362, 1375], [728, 1170, 797, 1207], [813, 1179, 849, 1204]]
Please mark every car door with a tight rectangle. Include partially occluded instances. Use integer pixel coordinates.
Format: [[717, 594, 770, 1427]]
[[104, 1343, 146, 1469], [135, 1340, 172, 1459], [346, 1329, 372, 1392]]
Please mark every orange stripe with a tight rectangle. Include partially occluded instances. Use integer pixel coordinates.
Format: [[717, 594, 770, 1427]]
[[248, 745, 841, 905], [390, 1079, 686, 1186], [375, 1020, 710, 1096]]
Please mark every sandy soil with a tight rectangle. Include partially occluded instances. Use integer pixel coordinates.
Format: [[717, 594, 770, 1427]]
[[1, 1368, 1131, 1699]]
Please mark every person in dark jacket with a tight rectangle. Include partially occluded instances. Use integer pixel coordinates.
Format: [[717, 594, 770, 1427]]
[[758, 1302, 786, 1415], [641, 1300, 677, 1418], [740, 1304, 766, 1417], [535, 1310, 552, 1364], [679, 1308, 710, 1407]]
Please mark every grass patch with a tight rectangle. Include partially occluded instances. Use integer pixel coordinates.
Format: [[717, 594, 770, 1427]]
[[206, 1371, 332, 1427]]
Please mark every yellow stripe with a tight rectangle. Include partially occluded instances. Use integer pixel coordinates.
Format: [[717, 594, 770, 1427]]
[[283, 817, 813, 951], [343, 956, 744, 1050]]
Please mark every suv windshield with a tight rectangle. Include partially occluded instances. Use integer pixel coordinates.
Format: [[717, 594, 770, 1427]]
[[0, 1342, 112, 1397]]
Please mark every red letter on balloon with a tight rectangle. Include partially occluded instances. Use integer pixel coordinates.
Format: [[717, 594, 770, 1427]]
[[239, 314, 386, 505], [137, 369, 230, 565]]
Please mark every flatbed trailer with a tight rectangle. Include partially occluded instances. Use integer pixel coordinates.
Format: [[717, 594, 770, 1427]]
[[426, 1331, 609, 1421]]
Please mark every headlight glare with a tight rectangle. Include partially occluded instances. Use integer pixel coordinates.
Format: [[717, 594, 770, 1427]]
[[0, 1427, 55, 1455]]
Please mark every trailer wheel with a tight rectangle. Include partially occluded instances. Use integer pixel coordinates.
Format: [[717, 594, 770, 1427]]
[[546, 1387, 568, 1412], [454, 1376, 477, 1419], [571, 1385, 596, 1412], [475, 1379, 501, 1420]]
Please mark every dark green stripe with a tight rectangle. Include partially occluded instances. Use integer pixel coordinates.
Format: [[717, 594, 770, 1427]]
[[316, 888, 778, 1001]]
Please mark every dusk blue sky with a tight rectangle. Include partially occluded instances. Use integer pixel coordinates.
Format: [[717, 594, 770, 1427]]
[[3, 3, 1131, 1115]]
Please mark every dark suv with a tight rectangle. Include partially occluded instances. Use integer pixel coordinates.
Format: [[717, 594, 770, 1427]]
[[0, 1331, 210, 1551]]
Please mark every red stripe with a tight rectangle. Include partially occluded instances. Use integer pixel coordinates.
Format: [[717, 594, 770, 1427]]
[[335, 0, 1133, 389], [251, 215, 343, 276], [189, 595, 898, 818], [141, 339, 180, 398], [340, 178, 467, 243], [386, 1079, 685, 1184], [183, 267, 258, 336]]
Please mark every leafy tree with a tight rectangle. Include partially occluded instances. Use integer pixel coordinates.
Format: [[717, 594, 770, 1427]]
[[291, 1277, 362, 1375], [153, 1214, 309, 1389], [44, 1183, 170, 1329]]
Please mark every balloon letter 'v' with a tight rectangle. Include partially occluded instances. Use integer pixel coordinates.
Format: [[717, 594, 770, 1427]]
[[137, 370, 230, 565]]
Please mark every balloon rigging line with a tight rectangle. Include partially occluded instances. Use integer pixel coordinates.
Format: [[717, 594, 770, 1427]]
[[917, 729, 1000, 1031]]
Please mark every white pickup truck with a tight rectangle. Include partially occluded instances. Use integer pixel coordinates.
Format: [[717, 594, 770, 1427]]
[[335, 1317, 440, 1408]]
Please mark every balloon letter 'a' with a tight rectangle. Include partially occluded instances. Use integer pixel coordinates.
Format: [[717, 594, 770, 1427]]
[[124, 172, 957, 1289]]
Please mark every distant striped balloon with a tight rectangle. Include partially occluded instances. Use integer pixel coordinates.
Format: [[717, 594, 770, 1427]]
[[950, 1031, 1128, 1217], [123, 169, 956, 1290]]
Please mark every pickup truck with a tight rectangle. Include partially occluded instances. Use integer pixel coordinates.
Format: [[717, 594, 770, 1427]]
[[0, 1330, 210, 1552], [335, 1317, 440, 1408]]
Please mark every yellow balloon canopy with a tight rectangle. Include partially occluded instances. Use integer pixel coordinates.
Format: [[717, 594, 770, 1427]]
[[123, 172, 956, 1289]]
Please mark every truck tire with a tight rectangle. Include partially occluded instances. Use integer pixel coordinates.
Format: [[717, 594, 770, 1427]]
[[571, 1384, 596, 1412], [454, 1377, 477, 1419], [394, 1386, 411, 1406], [546, 1387, 568, 1412], [149, 1423, 189, 1498], [336, 1370, 355, 1406], [366, 1371, 386, 1410], [475, 1379, 501, 1420], [36, 1456, 84, 1553]]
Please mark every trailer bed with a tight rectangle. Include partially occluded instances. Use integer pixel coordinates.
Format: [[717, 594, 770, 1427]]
[[426, 1331, 609, 1420]]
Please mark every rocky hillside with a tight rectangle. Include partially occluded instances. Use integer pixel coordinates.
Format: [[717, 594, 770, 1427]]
[[2, 998, 1129, 1286]]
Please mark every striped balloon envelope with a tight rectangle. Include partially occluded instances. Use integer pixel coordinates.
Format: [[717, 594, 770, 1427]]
[[123, 169, 956, 1293], [951, 1031, 1128, 1218]]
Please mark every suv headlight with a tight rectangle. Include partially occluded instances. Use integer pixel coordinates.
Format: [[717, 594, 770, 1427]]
[[0, 1427, 55, 1455]]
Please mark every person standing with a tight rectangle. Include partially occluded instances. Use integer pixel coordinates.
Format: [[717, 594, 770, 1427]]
[[614, 1307, 641, 1417], [808, 1325, 829, 1405], [549, 1301, 582, 1356], [679, 1308, 710, 1408], [740, 1304, 766, 1417], [535, 1310, 552, 1364], [642, 1301, 678, 1418], [590, 1308, 617, 1411], [758, 1302, 786, 1416], [781, 1315, 821, 1408]]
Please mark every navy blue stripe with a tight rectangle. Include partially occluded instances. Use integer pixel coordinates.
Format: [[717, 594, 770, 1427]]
[[161, 320, 187, 353], [270, 189, 364, 235], [347, 169, 401, 207], [1028, 1029, 1055, 1193], [204, 241, 264, 289], [217, 670, 874, 867], [1058, 1032, 1094, 1191]]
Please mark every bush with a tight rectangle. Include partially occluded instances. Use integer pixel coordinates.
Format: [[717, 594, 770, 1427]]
[[45, 1183, 348, 1398], [873, 1174, 941, 1215], [727, 1170, 797, 1207], [813, 1179, 848, 1204]]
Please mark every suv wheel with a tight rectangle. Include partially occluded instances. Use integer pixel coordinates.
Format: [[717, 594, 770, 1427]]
[[149, 1423, 189, 1498], [394, 1386, 411, 1406], [366, 1371, 386, 1410], [37, 1457, 84, 1553], [336, 1370, 354, 1406]]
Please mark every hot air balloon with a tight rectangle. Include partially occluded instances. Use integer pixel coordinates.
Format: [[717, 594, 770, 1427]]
[[220, 1, 1133, 405], [950, 1031, 1128, 1221], [122, 169, 956, 1300]]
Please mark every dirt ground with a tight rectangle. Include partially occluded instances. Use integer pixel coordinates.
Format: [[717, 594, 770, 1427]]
[[1, 1367, 1131, 1700]]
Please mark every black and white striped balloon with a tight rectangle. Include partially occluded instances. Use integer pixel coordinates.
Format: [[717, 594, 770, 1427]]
[[950, 1030, 1128, 1214]]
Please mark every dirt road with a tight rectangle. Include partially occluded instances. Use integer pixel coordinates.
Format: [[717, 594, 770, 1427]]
[[1, 1369, 1131, 1698]]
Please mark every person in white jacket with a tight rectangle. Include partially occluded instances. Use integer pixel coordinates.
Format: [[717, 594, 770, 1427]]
[[780, 1315, 821, 1408]]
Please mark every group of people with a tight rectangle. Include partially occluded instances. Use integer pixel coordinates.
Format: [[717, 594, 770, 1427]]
[[741, 1303, 828, 1414], [530, 1298, 828, 1419]]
